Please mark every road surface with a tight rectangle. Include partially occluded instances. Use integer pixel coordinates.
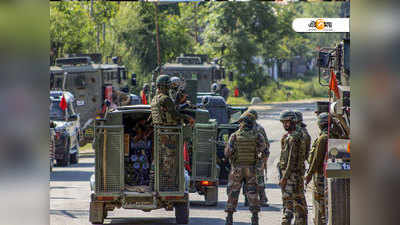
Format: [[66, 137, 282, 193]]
[[50, 102, 319, 225]]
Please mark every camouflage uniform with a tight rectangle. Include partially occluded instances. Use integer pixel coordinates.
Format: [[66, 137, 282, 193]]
[[244, 121, 270, 206], [225, 112, 267, 225], [306, 113, 329, 225], [280, 111, 308, 225], [112, 89, 130, 106], [151, 75, 192, 182]]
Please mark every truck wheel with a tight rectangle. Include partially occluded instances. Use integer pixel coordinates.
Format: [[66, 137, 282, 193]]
[[89, 202, 104, 224], [327, 178, 350, 225], [204, 187, 218, 206], [58, 141, 70, 167], [175, 202, 189, 224]]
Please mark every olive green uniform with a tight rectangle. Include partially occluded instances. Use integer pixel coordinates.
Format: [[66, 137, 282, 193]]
[[244, 122, 270, 205], [151, 90, 190, 181], [306, 130, 328, 225], [280, 130, 308, 225], [225, 129, 266, 214]]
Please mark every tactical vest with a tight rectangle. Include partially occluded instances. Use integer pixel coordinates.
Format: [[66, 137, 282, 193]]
[[233, 130, 258, 166], [151, 93, 178, 125]]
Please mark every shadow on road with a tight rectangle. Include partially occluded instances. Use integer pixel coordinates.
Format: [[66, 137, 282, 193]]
[[108, 217, 247, 225], [49, 209, 88, 219], [70, 162, 94, 168], [189, 200, 281, 212], [266, 183, 281, 189], [50, 170, 93, 182]]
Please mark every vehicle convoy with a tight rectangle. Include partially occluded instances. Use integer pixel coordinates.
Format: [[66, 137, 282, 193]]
[[49, 91, 81, 167], [160, 54, 225, 92], [160, 56, 246, 184], [89, 103, 219, 224], [50, 54, 131, 146], [317, 32, 350, 224]]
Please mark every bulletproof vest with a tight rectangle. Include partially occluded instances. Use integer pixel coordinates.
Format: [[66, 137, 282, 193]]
[[233, 129, 258, 166], [151, 93, 178, 125]]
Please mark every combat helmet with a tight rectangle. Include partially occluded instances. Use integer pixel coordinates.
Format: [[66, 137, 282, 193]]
[[239, 110, 256, 125], [293, 110, 303, 123], [143, 83, 150, 92], [156, 75, 171, 88], [279, 110, 297, 122], [211, 83, 218, 92], [248, 109, 258, 120], [317, 112, 329, 129], [170, 76, 181, 89]]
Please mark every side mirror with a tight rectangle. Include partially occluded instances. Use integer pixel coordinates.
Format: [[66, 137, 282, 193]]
[[131, 73, 137, 79], [131, 77, 137, 86], [69, 114, 78, 121], [318, 51, 331, 68], [228, 72, 233, 82]]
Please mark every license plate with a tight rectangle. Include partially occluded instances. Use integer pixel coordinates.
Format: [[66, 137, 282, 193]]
[[77, 100, 85, 106], [342, 163, 351, 170]]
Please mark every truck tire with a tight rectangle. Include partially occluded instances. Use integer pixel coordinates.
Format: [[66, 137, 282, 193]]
[[175, 202, 189, 224], [327, 178, 350, 225], [204, 187, 218, 206], [58, 140, 70, 167], [89, 202, 104, 224]]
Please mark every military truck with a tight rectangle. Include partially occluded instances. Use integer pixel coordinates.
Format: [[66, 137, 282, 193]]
[[49, 91, 81, 167], [89, 104, 219, 223], [50, 54, 131, 146], [317, 33, 350, 225], [160, 54, 225, 92]]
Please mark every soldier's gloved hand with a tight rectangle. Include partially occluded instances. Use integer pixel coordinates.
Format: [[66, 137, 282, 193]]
[[279, 178, 287, 189]]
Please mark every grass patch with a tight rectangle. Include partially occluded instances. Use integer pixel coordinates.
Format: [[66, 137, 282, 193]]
[[227, 96, 250, 105]]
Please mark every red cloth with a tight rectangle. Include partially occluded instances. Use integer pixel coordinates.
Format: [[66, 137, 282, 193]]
[[184, 142, 191, 172], [329, 70, 340, 99], [141, 91, 148, 104], [234, 87, 239, 97], [59, 94, 67, 111]]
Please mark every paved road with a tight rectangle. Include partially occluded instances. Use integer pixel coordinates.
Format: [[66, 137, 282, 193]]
[[50, 102, 318, 225]]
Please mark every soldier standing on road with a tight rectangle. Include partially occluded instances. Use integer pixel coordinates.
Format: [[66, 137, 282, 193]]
[[141, 83, 150, 104], [169, 76, 182, 103], [294, 110, 311, 163], [305, 113, 329, 225], [279, 110, 308, 225], [225, 111, 267, 225], [150, 75, 195, 183], [243, 109, 270, 207]]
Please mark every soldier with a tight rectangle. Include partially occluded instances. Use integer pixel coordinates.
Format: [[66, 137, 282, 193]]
[[211, 83, 219, 94], [244, 109, 270, 207], [219, 83, 230, 101], [169, 76, 181, 103], [140, 83, 150, 104], [112, 87, 130, 107], [294, 110, 311, 164], [279, 110, 308, 225], [150, 75, 195, 182], [305, 113, 329, 225], [225, 111, 267, 225]]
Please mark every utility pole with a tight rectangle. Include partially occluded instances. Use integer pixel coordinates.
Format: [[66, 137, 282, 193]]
[[154, 2, 161, 69]]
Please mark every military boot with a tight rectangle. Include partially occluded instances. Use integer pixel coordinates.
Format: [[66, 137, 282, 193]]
[[225, 212, 233, 225], [244, 195, 249, 206], [259, 189, 269, 207], [251, 212, 259, 225]]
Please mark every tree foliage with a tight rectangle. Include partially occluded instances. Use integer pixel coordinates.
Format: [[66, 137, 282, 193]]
[[50, 2, 344, 99]]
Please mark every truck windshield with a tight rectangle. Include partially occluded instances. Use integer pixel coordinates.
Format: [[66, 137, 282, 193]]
[[49, 101, 66, 121]]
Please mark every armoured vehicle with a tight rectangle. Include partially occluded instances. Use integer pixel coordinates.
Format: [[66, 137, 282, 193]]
[[160, 54, 225, 92], [49, 122, 56, 172], [317, 29, 350, 225], [50, 54, 130, 146], [89, 104, 218, 224], [49, 91, 81, 167]]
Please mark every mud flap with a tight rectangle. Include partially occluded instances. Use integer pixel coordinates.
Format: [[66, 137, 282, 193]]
[[89, 201, 104, 224]]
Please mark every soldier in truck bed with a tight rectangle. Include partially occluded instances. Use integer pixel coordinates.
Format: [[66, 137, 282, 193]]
[[150, 75, 195, 183]]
